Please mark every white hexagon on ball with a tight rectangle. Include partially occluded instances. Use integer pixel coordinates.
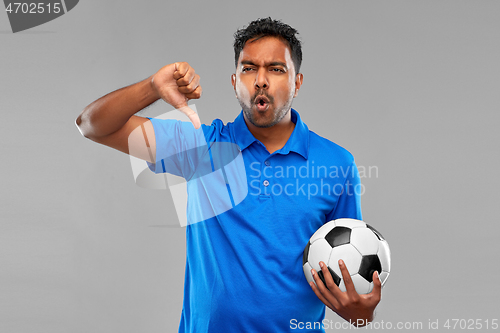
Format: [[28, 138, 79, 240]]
[[349, 227, 380, 255], [327, 244, 362, 279], [307, 238, 333, 272], [377, 240, 391, 274]]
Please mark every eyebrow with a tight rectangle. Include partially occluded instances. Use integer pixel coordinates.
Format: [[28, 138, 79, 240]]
[[240, 60, 288, 69]]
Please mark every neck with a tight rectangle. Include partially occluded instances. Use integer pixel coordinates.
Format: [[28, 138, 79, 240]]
[[244, 110, 296, 154]]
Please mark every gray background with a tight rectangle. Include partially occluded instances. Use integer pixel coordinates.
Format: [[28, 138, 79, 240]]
[[2, 1, 499, 332]]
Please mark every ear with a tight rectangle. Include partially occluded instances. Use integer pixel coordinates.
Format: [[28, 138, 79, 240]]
[[231, 74, 237, 87], [231, 74, 237, 96], [293, 73, 303, 98]]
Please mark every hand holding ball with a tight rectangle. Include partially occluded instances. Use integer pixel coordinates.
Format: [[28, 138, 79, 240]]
[[303, 219, 391, 294]]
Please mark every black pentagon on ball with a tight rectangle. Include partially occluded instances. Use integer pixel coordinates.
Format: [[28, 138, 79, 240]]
[[303, 241, 311, 265], [317, 266, 341, 289], [324, 226, 351, 248], [366, 224, 385, 241], [358, 255, 382, 282]]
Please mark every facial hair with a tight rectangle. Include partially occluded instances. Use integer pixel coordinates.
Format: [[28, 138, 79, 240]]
[[238, 89, 295, 128]]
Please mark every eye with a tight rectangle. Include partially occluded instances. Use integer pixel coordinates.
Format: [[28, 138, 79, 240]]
[[271, 68, 286, 73], [242, 67, 254, 72]]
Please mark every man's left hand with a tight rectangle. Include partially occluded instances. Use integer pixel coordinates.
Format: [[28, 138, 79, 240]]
[[309, 259, 381, 327]]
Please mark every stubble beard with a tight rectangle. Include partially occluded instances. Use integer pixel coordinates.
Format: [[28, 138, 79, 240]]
[[238, 90, 295, 128]]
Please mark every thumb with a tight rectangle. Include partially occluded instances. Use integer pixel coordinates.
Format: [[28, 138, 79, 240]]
[[370, 271, 382, 298], [178, 105, 201, 129]]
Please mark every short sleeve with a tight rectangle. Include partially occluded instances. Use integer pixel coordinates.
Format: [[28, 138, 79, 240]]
[[326, 160, 363, 221], [146, 118, 209, 179]]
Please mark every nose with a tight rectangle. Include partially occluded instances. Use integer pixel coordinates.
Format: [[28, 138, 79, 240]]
[[254, 68, 268, 89]]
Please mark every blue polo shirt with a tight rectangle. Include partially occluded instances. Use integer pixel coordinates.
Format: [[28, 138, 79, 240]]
[[148, 109, 362, 332]]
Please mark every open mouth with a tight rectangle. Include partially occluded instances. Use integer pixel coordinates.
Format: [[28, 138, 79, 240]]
[[254, 95, 270, 111]]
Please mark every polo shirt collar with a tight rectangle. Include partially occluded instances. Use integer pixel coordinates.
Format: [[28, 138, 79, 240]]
[[233, 108, 309, 160]]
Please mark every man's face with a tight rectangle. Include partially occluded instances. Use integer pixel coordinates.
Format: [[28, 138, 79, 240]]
[[232, 36, 303, 128]]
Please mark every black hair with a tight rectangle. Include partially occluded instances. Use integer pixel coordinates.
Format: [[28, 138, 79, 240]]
[[233, 17, 302, 74]]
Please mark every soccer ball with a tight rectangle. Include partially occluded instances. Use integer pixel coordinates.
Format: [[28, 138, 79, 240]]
[[303, 218, 391, 294]]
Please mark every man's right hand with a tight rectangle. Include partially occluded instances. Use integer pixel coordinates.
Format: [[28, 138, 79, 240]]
[[151, 62, 202, 129], [76, 62, 203, 163]]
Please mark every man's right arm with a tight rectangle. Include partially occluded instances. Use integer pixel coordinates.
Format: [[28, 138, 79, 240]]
[[75, 62, 202, 163]]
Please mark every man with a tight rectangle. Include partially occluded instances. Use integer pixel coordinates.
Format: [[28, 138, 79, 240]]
[[76, 17, 381, 332]]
